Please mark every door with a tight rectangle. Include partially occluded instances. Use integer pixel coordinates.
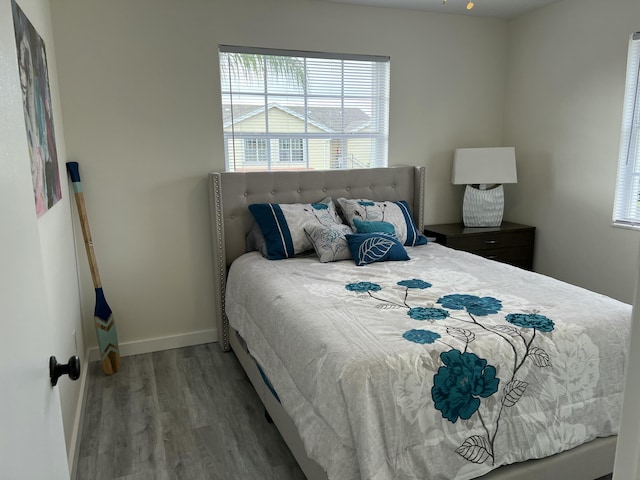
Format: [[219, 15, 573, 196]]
[[0, 0, 69, 477]]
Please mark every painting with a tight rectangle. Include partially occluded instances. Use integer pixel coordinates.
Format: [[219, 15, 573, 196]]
[[11, 0, 61, 217]]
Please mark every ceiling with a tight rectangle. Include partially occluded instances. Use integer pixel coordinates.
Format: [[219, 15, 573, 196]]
[[312, 0, 562, 18]]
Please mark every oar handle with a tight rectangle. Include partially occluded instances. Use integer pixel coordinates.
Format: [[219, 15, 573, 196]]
[[66, 162, 102, 289]]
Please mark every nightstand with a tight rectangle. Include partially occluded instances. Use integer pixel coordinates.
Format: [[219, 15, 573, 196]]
[[424, 222, 535, 270]]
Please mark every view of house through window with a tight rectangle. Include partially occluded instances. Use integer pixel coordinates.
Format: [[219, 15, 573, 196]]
[[279, 138, 304, 163], [219, 45, 390, 172], [244, 138, 269, 163], [613, 32, 640, 227]]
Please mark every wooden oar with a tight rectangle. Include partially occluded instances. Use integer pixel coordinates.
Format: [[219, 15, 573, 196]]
[[66, 162, 120, 375]]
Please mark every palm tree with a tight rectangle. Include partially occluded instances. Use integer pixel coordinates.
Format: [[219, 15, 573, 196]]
[[219, 52, 306, 88]]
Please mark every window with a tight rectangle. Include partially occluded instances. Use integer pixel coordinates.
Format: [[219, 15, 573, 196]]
[[244, 138, 269, 163], [219, 45, 390, 172], [279, 138, 304, 163], [613, 32, 640, 227]]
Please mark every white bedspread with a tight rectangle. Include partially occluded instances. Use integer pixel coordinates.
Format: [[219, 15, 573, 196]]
[[225, 243, 630, 480]]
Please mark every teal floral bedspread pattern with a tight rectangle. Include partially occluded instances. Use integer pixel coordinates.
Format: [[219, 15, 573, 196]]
[[225, 244, 631, 480], [345, 279, 555, 466]]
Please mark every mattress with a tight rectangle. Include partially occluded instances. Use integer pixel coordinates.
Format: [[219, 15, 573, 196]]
[[225, 243, 631, 480]]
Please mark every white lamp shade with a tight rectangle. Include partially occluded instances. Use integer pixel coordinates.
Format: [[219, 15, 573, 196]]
[[452, 147, 517, 185]]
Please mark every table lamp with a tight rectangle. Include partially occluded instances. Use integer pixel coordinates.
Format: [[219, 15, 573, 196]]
[[452, 147, 517, 227]]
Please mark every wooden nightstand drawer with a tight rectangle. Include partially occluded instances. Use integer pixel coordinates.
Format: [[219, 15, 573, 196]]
[[473, 245, 534, 269], [446, 230, 534, 252], [424, 222, 536, 270]]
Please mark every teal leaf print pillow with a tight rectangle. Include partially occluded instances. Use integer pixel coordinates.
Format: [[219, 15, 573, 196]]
[[345, 232, 410, 266]]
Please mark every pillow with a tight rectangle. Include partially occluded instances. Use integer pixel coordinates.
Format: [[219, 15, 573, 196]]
[[336, 198, 428, 247], [353, 218, 396, 235], [345, 232, 410, 266], [304, 224, 353, 263], [249, 197, 343, 260], [246, 222, 268, 257]]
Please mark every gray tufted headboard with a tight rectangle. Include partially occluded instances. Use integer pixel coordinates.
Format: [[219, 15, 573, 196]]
[[208, 166, 426, 351]]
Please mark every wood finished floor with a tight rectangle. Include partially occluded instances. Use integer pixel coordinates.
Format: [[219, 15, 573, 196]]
[[75, 343, 305, 480], [76, 343, 615, 480]]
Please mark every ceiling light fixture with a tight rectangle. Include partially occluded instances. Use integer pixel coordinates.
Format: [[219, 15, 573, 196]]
[[441, 0, 475, 10]]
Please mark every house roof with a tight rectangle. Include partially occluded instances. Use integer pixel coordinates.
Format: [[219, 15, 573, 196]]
[[221, 103, 370, 133]]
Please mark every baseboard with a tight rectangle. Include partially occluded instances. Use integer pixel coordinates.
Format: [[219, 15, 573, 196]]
[[68, 350, 90, 480], [87, 329, 218, 361]]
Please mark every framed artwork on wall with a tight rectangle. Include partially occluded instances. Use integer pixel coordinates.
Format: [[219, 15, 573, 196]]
[[11, 0, 61, 217]]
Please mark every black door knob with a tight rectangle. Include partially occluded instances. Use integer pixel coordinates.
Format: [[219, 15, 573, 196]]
[[49, 355, 81, 386]]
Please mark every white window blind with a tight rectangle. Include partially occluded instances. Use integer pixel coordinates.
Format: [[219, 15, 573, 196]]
[[613, 32, 640, 227], [219, 45, 390, 172]]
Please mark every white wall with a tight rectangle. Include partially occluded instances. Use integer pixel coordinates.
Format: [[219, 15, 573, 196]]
[[49, 0, 509, 352], [503, 0, 640, 303], [1, 0, 86, 474]]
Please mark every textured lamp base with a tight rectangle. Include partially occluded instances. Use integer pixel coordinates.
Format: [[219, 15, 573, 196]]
[[462, 184, 504, 227]]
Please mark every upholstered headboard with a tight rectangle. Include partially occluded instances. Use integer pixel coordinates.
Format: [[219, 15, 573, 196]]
[[208, 166, 426, 351]]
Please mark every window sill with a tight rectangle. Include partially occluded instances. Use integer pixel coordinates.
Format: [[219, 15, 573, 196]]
[[611, 222, 640, 231]]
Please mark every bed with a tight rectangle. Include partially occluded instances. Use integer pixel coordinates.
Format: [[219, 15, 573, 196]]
[[208, 166, 630, 480]]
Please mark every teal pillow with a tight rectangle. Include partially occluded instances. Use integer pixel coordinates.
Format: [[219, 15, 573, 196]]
[[353, 218, 396, 235], [345, 232, 410, 266]]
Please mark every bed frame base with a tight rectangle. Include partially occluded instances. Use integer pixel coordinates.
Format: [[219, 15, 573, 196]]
[[230, 329, 328, 479]]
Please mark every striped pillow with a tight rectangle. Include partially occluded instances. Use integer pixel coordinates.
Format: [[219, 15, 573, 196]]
[[336, 198, 428, 247], [249, 197, 343, 260]]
